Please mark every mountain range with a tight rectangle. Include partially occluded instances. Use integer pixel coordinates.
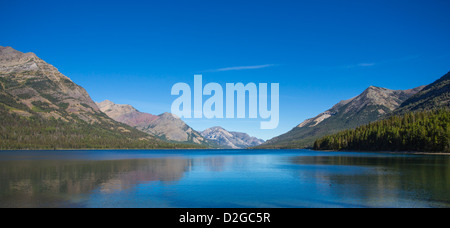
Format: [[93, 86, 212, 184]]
[[96, 100, 265, 148], [0, 46, 196, 149], [258, 71, 449, 149], [96, 100, 209, 145], [0, 46, 266, 149], [313, 72, 450, 152], [201, 126, 265, 149], [257, 85, 425, 149], [0, 46, 447, 150]]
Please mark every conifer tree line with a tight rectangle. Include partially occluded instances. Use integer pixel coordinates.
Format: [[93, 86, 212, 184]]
[[0, 104, 205, 150], [314, 109, 450, 153]]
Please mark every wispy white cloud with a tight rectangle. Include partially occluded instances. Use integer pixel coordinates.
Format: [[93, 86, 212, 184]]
[[343, 62, 376, 69], [343, 55, 421, 69], [207, 64, 277, 72], [357, 63, 376, 67]]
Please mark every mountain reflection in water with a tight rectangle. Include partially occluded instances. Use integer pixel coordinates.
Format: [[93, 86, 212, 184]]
[[0, 150, 449, 208], [0, 158, 192, 207]]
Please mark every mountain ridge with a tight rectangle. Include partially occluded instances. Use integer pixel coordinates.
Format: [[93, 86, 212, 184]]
[[257, 85, 425, 149], [0, 46, 190, 149], [201, 126, 265, 149], [0, 46, 102, 122], [312, 72, 450, 153], [394, 71, 450, 114], [96, 100, 210, 146]]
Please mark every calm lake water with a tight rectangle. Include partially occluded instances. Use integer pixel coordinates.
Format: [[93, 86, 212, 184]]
[[0, 149, 449, 208]]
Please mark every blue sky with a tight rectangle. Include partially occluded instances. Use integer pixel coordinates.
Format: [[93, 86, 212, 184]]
[[1, 0, 450, 140]]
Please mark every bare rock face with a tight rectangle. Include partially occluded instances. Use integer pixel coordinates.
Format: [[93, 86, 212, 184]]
[[259, 85, 425, 149], [201, 126, 265, 149], [97, 100, 208, 145], [340, 86, 425, 114], [295, 85, 425, 128], [0, 46, 104, 123], [0, 46, 170, 149], [143, 112, 205, 143], [96, 100, 158, 127]]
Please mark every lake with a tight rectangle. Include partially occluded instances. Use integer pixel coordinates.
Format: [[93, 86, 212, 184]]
[[0, 149, 449, 208]]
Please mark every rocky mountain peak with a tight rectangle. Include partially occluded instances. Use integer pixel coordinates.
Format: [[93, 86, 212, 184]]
[[0, 46, 36, 59], [201, 127, 265, 149], [261, 84, 424, 149], [0, 46, 101, 122], [96, 100, 208, 145], [205, 126, 227, 132], [96, 100, 138, 118], [0, 46, 40, 71], [159, 112, 179, 120], [97, 99, 114, 106], [202, 126, 233, 138], [96, 100, 157, 127], [344, 86, 424, 113]]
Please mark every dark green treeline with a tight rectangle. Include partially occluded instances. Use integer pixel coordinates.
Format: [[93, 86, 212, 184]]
[[314, 109, 449, 153]]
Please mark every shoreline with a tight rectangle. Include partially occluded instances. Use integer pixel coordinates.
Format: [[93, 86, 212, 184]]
[[309, 149, 450, 156], [0, 148, 448, 155]]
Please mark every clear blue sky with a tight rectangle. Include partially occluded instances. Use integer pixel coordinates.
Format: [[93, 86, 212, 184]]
[[1, 0, 449, 140]]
